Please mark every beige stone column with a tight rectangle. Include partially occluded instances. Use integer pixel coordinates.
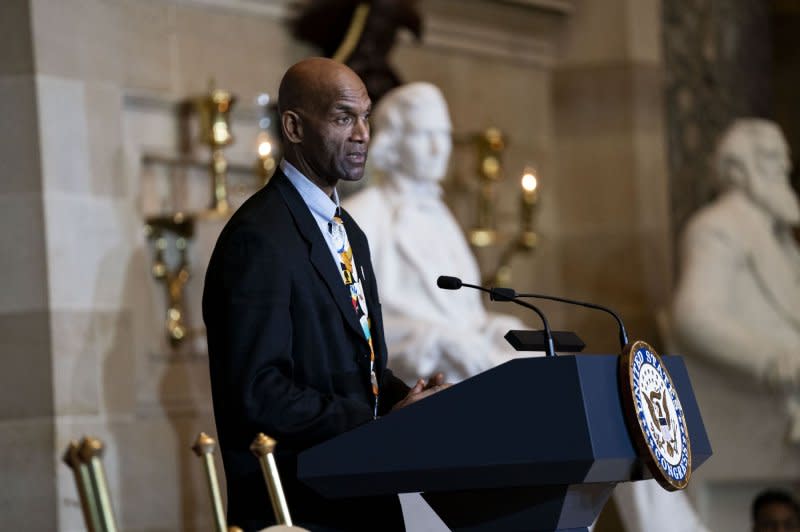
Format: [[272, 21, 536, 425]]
[[6, 1, 306, 529], [0, 0, 58, 529], [552, 0, 672, 352]]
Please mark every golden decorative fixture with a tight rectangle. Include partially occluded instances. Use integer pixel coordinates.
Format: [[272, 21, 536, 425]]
[[62, 437, 119, 532], [488, 167, 540, 286], [145, 212, 194, 346], [140, 83, 282, 350], [250, 433, 296, 528], [195, 82, 237, 215], [469, 127, 505, 248], [255, 93, 277, 184], [192, 433, 228, 532], [141, 82, 282, 215], [458, 127, 542, 285]]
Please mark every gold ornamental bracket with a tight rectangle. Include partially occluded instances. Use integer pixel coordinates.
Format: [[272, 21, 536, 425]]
[[453, 127, 542, 286], [145, 212, 194, 347], [467, 127, 506, 248], [485, 167, 541, 286], [139, 84, 280, 349], [139, 83, 280, 220], [255, 92, 278, 186], [195, 82, 237, 216]]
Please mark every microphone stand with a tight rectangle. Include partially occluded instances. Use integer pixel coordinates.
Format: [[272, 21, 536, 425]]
[[492, 288, 629, 350], [460, 282, 557, 358]]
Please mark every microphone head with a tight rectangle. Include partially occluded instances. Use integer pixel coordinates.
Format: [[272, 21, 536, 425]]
[[436, 276, 462, 290]]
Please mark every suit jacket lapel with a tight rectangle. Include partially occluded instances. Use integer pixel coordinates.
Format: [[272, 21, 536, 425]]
[[273, 171, 366, 341]]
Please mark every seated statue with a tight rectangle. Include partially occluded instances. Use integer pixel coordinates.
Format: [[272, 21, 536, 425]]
[[343, 81, 526, 385], [672, 118, 800, 439]]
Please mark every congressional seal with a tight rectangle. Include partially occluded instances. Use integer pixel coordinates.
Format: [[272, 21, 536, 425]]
[[619, 340, 692, 491]]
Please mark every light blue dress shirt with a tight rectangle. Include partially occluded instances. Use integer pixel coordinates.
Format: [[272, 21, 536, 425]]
[[280, 158, 345, 270]]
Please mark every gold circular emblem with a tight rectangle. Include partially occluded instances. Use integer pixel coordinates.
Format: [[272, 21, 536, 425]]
[[619, 340, 692, 491]]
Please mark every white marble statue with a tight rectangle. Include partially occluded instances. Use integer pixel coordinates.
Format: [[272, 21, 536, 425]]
[[672, 118, 800, 440], [345, 81, 709, 532], [343, 82, 525, 385]]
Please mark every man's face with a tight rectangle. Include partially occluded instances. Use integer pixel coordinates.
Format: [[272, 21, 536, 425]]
[[754, 502, 800, 532], [748, 127, 800, 225], [298, 76, 371, 187], [394, 99, 452, 182]]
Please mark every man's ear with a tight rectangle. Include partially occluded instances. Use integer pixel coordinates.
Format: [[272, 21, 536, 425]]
[[282, 110, 303, 144]]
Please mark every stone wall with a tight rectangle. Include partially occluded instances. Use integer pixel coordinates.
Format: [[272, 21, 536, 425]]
[[0, 0, 686, 530]]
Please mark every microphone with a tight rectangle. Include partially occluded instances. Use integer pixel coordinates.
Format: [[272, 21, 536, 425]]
[[436, 275, 556, 358], [435, 276, 463, 290], [489, 287, 629, 349]]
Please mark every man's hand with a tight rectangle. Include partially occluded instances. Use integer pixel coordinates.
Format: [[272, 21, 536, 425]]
[[391, 373, 451, 411]]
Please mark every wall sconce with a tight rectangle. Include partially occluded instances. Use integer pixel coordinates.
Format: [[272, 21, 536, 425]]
[[255, 93, 277, 185], [487, 167, 540, 285], [140, 83, 280, 349], [195, 83, 237, 216], [469, 127, 505, 248], [145, 212, 194, 346], [520, 167, 539, 248], [457, 127, 542, 286]]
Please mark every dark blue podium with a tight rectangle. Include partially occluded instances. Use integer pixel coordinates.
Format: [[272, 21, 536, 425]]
[[297, 355, 712, 531]]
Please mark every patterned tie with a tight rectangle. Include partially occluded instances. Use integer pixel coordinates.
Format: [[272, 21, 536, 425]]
[[328, 211, 379, 418]]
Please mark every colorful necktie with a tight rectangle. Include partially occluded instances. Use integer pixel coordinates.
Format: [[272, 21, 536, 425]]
[[328, 212, 379, 418]]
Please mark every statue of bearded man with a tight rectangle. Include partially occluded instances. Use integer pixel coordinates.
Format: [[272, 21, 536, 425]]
[[672, 118, 800, 440], [673, 119, 800, 391]]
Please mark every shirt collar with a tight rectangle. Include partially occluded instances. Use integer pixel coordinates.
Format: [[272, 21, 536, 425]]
[[281, 159, 340, 220]]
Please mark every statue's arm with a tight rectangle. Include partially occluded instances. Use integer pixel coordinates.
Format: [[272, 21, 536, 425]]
[[382, 312, 501, 384]]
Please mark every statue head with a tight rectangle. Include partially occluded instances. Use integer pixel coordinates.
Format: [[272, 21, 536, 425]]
[[369, 82, 452, 183], [715, 118, 799, 225]]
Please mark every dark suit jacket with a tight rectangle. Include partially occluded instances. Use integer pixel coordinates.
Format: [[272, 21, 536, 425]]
[[203, 169, 410, 531]]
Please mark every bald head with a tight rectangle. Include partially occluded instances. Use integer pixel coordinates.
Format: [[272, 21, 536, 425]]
[[277, 58, 372, 194], [278, 57, 365, 117]]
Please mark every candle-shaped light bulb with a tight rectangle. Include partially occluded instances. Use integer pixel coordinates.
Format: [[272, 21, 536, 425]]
[[519, 168, 539, 250], [521, 171, 538, 194], [521, 170, 538, 205], [257, 136, 272, 159], [255, 131, 277, 183]]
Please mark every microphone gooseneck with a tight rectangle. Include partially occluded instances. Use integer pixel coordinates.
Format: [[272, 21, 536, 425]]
[[435, 275, 557, 358]]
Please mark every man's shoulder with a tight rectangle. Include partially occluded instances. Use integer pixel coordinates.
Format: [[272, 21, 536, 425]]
[[210, 177, 297, 256], [224, 175, 292, 230]]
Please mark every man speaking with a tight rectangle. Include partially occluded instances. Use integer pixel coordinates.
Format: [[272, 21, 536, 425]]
[[203, 58, 445, 531]]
